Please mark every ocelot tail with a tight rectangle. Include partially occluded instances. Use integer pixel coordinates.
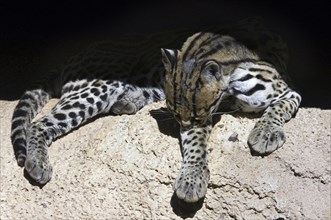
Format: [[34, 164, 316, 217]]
[[11, 19, 301, 203]]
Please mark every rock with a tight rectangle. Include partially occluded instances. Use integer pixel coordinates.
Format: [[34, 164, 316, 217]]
[[0, 100, 330, 219]]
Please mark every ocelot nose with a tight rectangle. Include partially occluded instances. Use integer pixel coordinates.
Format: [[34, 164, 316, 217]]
[[181, 119, 191, 126], [180, 120, 192, 130]]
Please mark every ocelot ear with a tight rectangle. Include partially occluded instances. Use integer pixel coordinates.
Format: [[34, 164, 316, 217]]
[[161, 48, 178, 72], [202, 60, 222, 81]]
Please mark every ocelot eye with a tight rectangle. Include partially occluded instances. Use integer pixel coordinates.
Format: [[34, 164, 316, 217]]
[[173, 113, 181, 121]]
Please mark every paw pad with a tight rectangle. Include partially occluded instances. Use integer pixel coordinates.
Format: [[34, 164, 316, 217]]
[[25, 158, 53, 184], [248, 124, 285, 155], [174, 165, 210, 202]]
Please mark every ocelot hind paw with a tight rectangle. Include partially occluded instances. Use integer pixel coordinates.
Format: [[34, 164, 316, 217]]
[[25, 158, 53, 184]]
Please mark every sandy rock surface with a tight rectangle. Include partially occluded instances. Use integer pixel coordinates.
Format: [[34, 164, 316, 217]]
[[0, 100, 330, 219]]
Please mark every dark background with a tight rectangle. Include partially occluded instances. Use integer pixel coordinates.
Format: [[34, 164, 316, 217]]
[[1, 1, 329, 108]]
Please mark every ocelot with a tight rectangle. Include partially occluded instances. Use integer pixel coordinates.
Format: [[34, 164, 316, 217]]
[[161, 32, 301, 202], [11, 18, 301, 203]]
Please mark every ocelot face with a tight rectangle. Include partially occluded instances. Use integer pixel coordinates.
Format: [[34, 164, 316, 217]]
[[161, 48, 228, 129]]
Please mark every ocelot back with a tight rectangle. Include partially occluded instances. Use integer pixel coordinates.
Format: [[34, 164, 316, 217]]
[[11, 18, 301, 203]]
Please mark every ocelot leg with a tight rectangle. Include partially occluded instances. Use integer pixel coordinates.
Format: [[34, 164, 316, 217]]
[[110, 83, 164, 115], [21, 79, 164, 184], [228, 61, 302, 155], [174, 124, 211, 203], [247, 89, 301, 155]]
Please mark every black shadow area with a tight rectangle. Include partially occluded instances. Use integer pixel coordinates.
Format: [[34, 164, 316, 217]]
[[170, 192, 205, 219], [150, 108, 180, 139], [1, 1, 329, 109]]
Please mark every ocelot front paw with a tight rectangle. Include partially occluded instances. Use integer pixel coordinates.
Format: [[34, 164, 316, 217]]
[[174, 163, 210, 203], [25, 157, 53, 184], [248, 122, 285, 156]]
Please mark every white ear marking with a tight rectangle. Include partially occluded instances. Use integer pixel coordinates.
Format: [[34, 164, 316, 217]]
[[161, 48, 178, 72], [165, 48, 175, 56]]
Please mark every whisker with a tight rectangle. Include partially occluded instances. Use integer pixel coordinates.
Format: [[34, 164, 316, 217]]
[[154, 107, 173, 112], [151, 110, 173, 116], [212, 108, 240, 116], [156, 117, 176, 122]]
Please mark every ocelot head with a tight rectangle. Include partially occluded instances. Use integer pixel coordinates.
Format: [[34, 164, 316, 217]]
[[161, 33, 231, 130]]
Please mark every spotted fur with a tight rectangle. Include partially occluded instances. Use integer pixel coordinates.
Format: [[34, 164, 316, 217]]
[[161, 32, 301, 202], [11, 35, 173, 184], [11, 19, 301, 204]]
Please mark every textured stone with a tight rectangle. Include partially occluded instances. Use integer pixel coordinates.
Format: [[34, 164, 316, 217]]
[[0, 100, 330, 219]]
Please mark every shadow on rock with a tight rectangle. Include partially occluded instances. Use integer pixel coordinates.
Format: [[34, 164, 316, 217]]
[[170, 192, 205, 218], [23, 169, 47, 189], [150, 108, 180, 139], [150, 107, 223, 139]]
